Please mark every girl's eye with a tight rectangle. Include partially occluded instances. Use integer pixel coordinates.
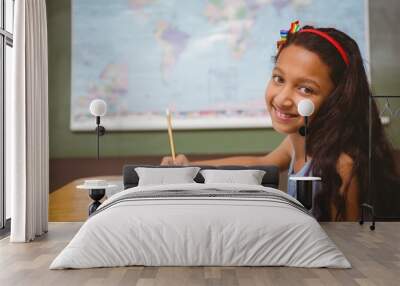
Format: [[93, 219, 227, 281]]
[[272, 75, 284, 84], [299, 86, 314, 95]]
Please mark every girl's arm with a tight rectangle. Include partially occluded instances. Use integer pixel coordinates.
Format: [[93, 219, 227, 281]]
[[189, 136, 292, 171], [162, 136, 293, 172], [332, 153, 360, 221]]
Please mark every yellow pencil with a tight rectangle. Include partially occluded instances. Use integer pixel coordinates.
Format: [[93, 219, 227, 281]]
[[166, 109, 176, 162]]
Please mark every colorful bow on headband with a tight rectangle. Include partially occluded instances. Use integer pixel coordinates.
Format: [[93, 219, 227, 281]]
[[277, 20, 300, 50], [275, 20, 350, 65]]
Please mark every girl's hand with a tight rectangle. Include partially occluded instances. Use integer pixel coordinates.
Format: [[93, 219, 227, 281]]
[[160, 154, 190, 166]]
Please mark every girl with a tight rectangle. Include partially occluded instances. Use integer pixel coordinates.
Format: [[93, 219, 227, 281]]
[[161, 22, 400, 221]]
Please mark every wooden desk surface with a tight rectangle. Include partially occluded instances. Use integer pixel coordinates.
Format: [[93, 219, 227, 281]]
[[49, 175, 122, 222]]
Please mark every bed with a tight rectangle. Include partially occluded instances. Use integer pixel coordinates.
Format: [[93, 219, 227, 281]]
[[50, 165, 350, 269]]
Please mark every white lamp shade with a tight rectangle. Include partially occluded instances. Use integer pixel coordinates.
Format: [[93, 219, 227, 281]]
[[89, 99, 107, 117], [297, 99, 315, 117]]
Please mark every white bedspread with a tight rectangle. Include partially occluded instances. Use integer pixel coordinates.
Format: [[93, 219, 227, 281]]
[[50, 183, 351, 269]]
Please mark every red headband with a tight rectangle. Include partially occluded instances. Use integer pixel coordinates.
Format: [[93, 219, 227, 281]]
[[299, 29, 349, 66]]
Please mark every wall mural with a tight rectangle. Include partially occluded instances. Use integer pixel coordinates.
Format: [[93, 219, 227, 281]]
[[71, 0, 368, 130]]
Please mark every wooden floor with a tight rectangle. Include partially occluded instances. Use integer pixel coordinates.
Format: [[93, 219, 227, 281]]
[[1, 222, 399, 286]]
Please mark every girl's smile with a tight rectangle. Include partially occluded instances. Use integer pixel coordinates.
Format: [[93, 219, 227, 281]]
[[271, 105, 298, 123]]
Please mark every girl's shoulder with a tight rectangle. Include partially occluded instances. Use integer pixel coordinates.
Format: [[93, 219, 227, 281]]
[[336, 152, 357, 196], [336, 153, 354, 171]]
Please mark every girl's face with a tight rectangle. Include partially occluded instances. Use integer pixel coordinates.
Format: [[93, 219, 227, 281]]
[[265, 45, 335, 134]]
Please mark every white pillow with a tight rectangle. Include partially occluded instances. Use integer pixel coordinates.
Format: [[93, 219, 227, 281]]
[[135, 167, 201, 186], [200, 169, 266, 185]]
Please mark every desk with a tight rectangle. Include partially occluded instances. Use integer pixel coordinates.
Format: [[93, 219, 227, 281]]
[[49, 176, 122, 222]]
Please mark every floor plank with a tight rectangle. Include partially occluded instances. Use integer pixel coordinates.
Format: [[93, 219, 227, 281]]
[[1, 222, 399, 285]]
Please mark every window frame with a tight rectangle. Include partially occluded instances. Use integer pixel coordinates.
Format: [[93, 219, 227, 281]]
[[0, 0, 13, 232]]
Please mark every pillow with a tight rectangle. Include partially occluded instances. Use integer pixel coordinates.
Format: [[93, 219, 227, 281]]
[[200, 169, 266, 185], [135, 167, 201, 186]]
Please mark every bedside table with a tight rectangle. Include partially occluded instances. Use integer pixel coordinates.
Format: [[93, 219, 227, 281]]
[[289, 176, 321, 210], [77, 182, 117, 215]]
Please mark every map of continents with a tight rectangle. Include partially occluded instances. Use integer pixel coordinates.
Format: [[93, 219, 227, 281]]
[[71, 0, 367, 130]]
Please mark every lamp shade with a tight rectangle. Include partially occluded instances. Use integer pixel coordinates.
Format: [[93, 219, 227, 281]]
[[89, 99, 107, 117], [297, 99, 314, 117]]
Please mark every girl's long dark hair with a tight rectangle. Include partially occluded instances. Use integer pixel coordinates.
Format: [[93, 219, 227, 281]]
[[277, 26, 400, 221]]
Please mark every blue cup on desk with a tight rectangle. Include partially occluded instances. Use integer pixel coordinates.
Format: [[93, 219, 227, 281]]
[[289, 176, 321, 210]]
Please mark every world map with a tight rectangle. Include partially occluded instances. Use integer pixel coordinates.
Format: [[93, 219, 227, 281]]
[[71, 0, 368, 130]]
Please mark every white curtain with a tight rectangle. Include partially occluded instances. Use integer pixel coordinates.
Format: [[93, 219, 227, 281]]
[[8, 0, 49, 242]]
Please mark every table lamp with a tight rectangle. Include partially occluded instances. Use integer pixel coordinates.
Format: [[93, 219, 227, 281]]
[[89, 99, 107, 160], [289, 99, 320, 210], [297, 99, 315, 163]]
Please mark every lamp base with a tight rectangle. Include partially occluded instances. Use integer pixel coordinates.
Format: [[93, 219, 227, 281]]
[[95, 125, 106, 136], [359, 203, 375, 230], [88, 188, 105, 215], [298, 126, 306, 136]]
